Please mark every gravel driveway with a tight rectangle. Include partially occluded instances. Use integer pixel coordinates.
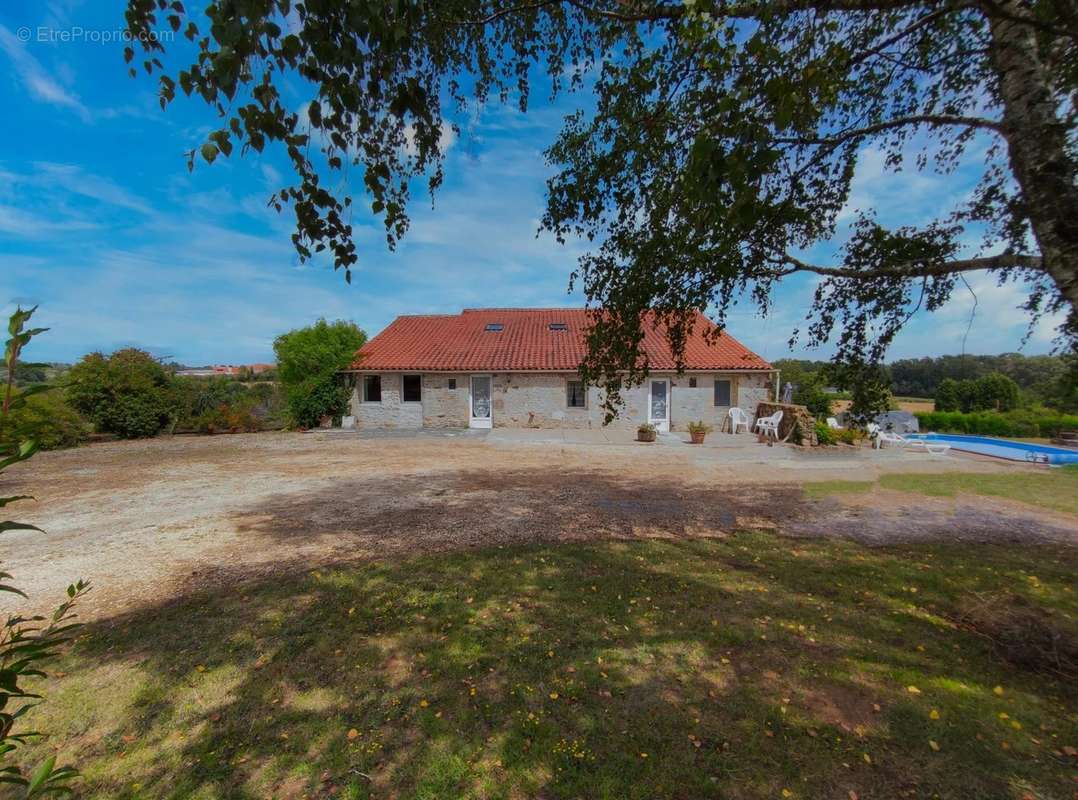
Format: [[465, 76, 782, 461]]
[[2, 431, 1071, 620]]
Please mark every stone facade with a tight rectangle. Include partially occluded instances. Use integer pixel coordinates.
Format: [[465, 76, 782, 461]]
[[351, 371, 775, 430]]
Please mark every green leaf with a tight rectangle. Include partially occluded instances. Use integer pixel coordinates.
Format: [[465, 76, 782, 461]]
[[200, 142, 218, 164], [25, 755, 55, 796]]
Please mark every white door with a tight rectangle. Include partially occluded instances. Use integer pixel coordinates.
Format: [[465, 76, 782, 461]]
[[649, 379, 670, 432], [469, 375, 493, 429]]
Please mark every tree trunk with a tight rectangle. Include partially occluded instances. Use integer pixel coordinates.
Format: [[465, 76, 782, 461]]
[[988, 0, 1078, 325]]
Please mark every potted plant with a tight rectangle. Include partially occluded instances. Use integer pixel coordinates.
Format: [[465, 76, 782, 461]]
[[687, 420, 713, 444], [637, 422, 657, 442]]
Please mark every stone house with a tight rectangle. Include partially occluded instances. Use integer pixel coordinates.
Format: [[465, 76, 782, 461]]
[[346, 308, 775, 431]]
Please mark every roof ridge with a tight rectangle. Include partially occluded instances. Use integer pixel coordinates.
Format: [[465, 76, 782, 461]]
[[461, 307, 588, 313]]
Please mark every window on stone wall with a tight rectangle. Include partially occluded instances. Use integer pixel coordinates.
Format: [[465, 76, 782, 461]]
[[363, 375, 382, 402], [713, 379, 732, 406], [566, 380, 587, 408], [689, 377, 697, 388], [448, 378, 456, 390], [402, 374, 422, 402]]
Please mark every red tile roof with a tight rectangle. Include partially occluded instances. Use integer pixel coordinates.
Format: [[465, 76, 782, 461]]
[[350, 309, 771, 372]]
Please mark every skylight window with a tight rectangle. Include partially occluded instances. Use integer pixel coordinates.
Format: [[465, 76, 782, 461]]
[[549, 322, 568, 331], [485, 323, 504, 332]]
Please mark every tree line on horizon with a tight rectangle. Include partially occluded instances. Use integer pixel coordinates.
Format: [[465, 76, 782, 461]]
[[775, 352, 1075, 412]]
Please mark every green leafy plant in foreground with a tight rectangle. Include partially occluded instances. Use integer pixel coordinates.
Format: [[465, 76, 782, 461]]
[[1, 307, 89, 797]]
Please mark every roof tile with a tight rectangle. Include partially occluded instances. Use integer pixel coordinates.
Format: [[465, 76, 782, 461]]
[[350, 308, 771, 371]]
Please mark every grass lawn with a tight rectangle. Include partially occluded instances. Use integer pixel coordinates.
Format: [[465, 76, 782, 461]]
[[804, 467, 1078, 516], [19, 530, 1076, 799]]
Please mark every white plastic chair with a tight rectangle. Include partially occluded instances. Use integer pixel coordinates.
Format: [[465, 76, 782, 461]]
[[754, 410, 783, 440], [727, 407, 751, 434]]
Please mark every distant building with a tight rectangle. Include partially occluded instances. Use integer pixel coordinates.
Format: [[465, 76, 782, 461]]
[[175, 363, 276, 378]]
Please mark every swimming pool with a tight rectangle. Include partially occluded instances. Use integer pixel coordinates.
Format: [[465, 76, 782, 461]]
[[907, 433, 1078, 466]]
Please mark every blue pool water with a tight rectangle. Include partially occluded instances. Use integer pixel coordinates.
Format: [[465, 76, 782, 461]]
[[908, 433, 1078, 466]]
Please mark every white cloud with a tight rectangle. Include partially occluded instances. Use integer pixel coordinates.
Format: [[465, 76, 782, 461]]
[[0, 204, 98, 236], [31, 162, 152, 214], [0, 25, 90, 121]]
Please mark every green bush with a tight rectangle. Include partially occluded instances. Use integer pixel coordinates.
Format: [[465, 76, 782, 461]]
[[274, 319, 366, 428], [0, 389, 89, 450], [814, 421, 836, 445], [793, 374, 832, 419], [814, 422, 865, 446], [1, 306, 88, 796], [67, 349, 172, 438], [915, 410, 1078, 438], [171, 377, 286, 433], [97, 393, 170, 439], [834, 428, 865, 445]]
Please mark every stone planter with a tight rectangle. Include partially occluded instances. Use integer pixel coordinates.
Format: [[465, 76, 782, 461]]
[[638, 429, 657, 443]]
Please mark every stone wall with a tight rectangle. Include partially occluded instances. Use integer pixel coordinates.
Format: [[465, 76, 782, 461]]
[[754, 401, 817, 444], [421, 373, 470, 428], [350, 372, 423, 429], [351, 370, 776, 430]]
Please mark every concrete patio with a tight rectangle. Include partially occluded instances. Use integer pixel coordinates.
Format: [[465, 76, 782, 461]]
[[483, 426, 981, 470]]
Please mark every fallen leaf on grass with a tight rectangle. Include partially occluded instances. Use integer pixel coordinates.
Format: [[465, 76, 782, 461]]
[[906, 686, 921, 694], [929, 709, 940, 720], [347, 729, 359, 741], [929, 740, 940, 752]]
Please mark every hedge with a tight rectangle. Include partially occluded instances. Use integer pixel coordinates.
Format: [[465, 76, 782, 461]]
[[915, 410, 1078, 438]]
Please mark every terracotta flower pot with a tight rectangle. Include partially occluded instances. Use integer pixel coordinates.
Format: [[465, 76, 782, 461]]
[[689, 431, 706, 444]]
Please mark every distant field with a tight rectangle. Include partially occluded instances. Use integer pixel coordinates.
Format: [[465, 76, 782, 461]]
[[832, 397, 935, 414]]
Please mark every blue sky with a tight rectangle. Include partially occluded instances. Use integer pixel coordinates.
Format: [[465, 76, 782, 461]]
[[0, 3, 1065, 366]]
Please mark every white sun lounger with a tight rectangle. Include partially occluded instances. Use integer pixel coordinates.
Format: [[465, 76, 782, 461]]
[[869, 424, 950, 455]]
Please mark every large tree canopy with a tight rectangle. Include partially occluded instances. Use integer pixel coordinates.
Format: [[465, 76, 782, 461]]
[[124, 0, 1077, 410]]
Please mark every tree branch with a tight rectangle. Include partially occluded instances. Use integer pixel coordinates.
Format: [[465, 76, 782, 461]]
[[774, 114, 1006, 147], [770, 251, 1043, 279], [453, 0, 937, 27]]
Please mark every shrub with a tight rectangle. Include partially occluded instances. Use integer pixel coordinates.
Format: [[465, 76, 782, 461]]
[[834, 428, 865, 445], [97, 393, 170, 439], [274, 319, 366, 428], [67, 348, 172, 438], [792, 375, 832, 419], [1, 306, 88, 795], [686, 420, 713, 435], [194, 402, 262, 434], [915, 410, 1078, 438], [814, 421, 836, 445], [0, 389, 89, 450], [171, 377, 285, 434]]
